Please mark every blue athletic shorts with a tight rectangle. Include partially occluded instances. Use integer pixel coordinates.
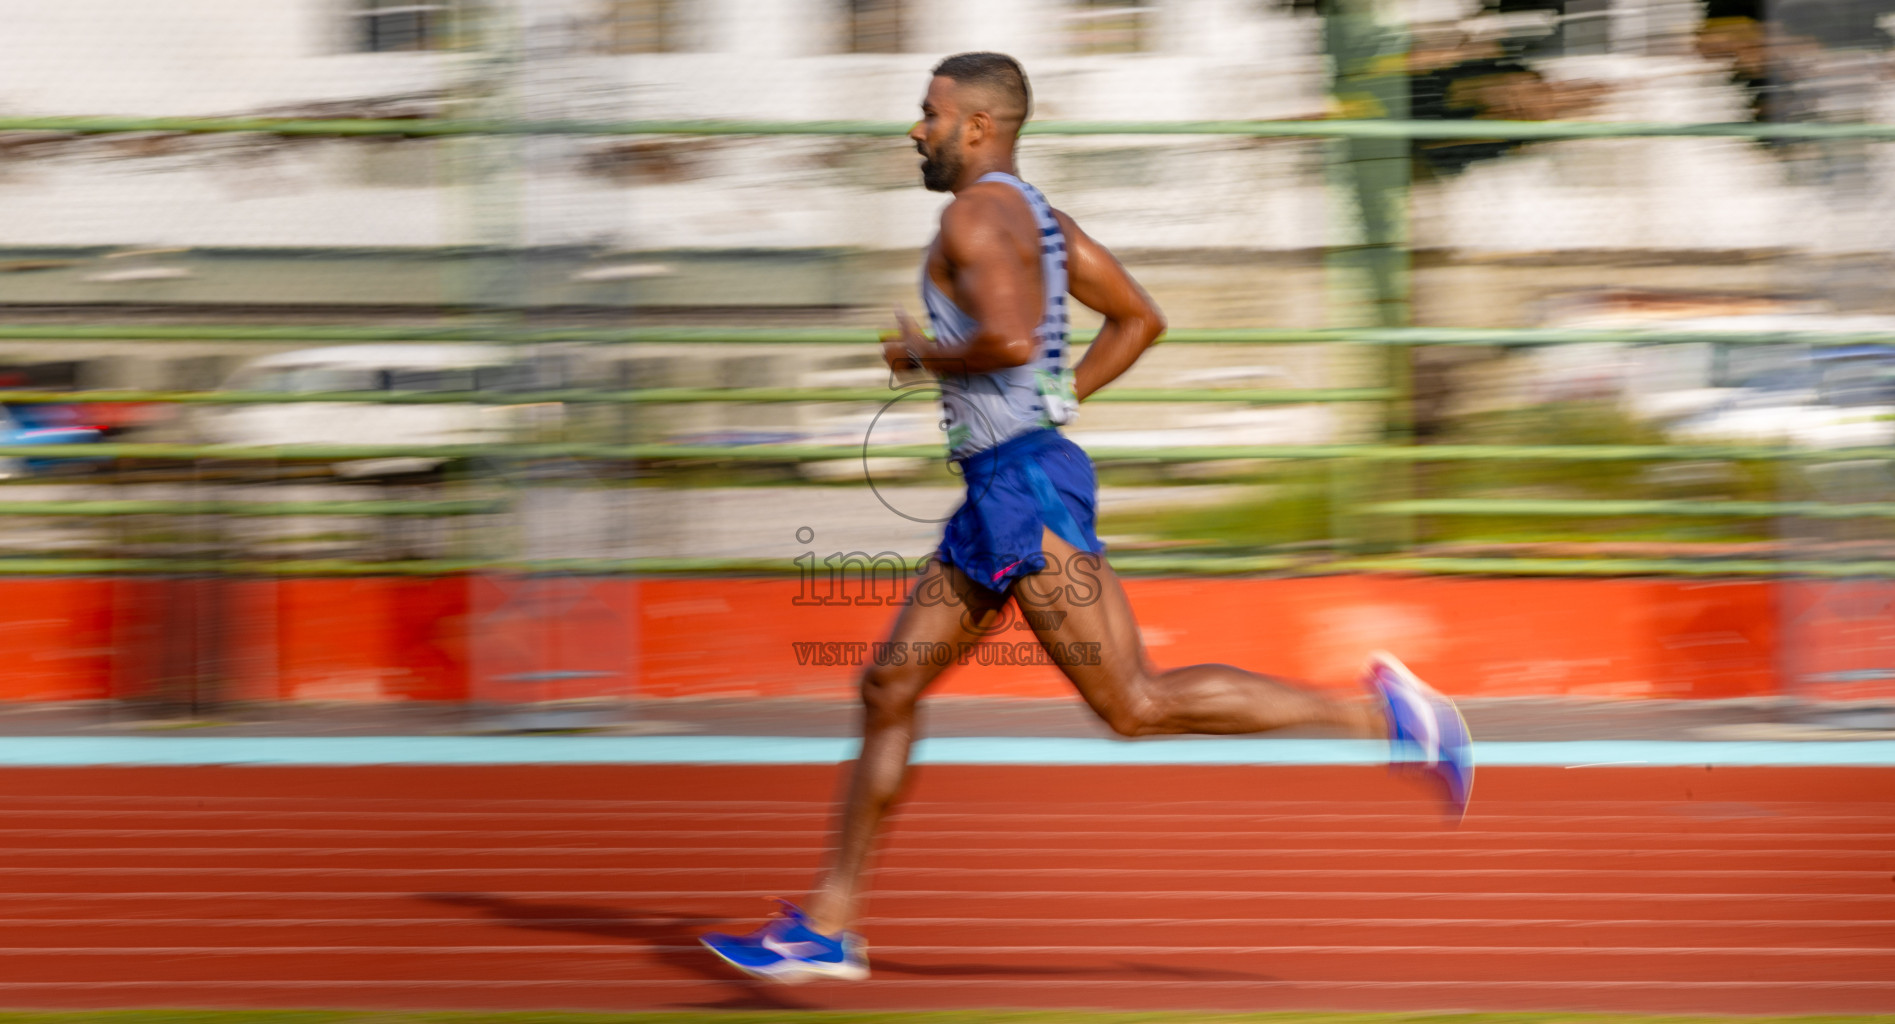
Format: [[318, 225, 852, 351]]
[[937, 428, 1107, 595]]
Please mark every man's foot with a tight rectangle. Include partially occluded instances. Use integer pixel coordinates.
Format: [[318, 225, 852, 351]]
[[700, 899, 870, 984], [1364, 651, 1473, 823]]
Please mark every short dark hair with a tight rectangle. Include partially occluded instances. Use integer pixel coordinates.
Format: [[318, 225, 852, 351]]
[[931, 51, 1031, 129]]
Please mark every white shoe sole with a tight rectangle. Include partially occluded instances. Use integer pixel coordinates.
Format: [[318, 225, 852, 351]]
[[702, 938, 871, 984], [763, 959, 871, 984]]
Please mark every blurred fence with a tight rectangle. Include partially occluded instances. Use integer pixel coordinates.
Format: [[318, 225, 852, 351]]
[[7, 105, 1895, 710], [3, 117, 1895, 579]]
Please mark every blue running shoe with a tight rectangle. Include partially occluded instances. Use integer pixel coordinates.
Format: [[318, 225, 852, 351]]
[[1365, 651, 1473, 823], [700, 899, 869, 984]]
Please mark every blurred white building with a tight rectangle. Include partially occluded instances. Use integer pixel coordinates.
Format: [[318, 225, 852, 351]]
[[0, 0, 1891, 254]]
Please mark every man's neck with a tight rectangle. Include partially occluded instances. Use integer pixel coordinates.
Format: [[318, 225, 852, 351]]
[[952, 155, 1019, 193]]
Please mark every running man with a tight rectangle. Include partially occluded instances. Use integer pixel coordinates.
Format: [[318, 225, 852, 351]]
[[702, 52, 1472, 984]]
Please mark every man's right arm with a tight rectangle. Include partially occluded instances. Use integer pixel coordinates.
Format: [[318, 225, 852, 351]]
[[1056, 211, 1166, 401], [887, 192, 1044, 376]]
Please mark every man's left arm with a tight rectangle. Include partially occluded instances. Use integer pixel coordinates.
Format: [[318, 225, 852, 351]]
[[1056, 211, 1166, 401]]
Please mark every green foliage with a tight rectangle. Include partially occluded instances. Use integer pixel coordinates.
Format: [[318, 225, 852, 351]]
[[1418, 400, 1781, 544], [1094, 400, 1841, 554], [1097, 468, 1337, 554]]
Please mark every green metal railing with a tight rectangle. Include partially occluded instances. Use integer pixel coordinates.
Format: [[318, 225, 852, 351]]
[[0, 386, 1393, 406], [4, 442, 1895, 462], [8, 116, 1895, 141], [0, 500, 499, 517], [1372, 499, 1895, 520], [0, 553, 1880, 579], [4, 324, 1895, 346]]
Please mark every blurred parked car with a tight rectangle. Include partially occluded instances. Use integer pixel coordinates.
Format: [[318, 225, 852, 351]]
[[1667, 343, 1895, 447], [194, 345, 560, 478], [0, 404, 102, 479], [0, 361, 163, 440]]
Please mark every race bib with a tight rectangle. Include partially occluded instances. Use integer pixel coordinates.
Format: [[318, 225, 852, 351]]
[[1035, 367, 1079, 427]]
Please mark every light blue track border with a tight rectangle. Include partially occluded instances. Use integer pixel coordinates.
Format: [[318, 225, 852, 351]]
[[0, 736, 1891, 767]]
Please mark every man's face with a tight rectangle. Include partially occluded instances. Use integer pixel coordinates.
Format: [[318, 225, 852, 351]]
[[910, 76, 965, 193]]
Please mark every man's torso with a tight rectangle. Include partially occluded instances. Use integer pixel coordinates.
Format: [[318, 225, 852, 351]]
[[920, 172, 1074, 458]]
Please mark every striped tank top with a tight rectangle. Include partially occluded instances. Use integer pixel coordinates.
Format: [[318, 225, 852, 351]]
[[920, 171, 1076, 458]]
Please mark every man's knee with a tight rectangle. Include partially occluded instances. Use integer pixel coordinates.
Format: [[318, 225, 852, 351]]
[[1096, 686, 1166, 738], [859, 664, 925, 722]]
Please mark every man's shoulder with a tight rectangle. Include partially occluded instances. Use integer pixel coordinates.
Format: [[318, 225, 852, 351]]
[[938, 182, 1036, 244], [939, 182, 1017, 220]]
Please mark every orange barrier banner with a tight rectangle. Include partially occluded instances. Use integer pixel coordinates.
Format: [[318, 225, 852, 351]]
[[634, 576, 1780, 701], [0, 575, 1821, 704]]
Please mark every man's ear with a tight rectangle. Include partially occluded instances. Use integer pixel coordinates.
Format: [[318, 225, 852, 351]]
[[966, 110, 994, 146]]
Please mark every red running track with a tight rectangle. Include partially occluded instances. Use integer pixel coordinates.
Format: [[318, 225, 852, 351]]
[[0, 763, 1887, 1013]]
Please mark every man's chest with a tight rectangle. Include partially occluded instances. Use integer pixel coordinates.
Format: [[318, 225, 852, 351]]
[[922, 236, 956, 304]]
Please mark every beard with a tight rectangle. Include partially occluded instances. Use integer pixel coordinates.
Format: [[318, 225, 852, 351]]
[[919, 127, 963, 192]]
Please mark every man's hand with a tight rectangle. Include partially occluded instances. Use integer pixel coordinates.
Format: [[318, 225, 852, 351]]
[[880, 308, 928, 372]]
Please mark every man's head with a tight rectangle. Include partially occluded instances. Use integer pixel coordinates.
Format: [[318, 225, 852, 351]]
[[910, 52, 1031, 192]]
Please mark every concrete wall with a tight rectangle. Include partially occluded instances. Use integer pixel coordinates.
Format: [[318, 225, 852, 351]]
[[4, 0, 1887, 255]]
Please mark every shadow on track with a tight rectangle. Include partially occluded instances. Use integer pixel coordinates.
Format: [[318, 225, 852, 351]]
[[412, 891, 820, 1011], [874, 956, 1279, 983]]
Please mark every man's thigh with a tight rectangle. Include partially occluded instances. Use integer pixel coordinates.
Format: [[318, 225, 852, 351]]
[[1010, 527, 1154, 714], [872, 555, 1012, 699]]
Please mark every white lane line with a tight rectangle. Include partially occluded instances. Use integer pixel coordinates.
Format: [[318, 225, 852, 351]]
[[3, 943, 1892, 956], [0, 864, 1876, 878], [0, 735, 1893, 766], [3, 845, 1884, 858], [1, 916, 1887, 927], [0, 979, 1885, 991]]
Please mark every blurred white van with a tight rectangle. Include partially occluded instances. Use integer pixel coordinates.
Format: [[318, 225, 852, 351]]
[[196, 345, 557, 476], [1531, 292, 1895, 448]]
